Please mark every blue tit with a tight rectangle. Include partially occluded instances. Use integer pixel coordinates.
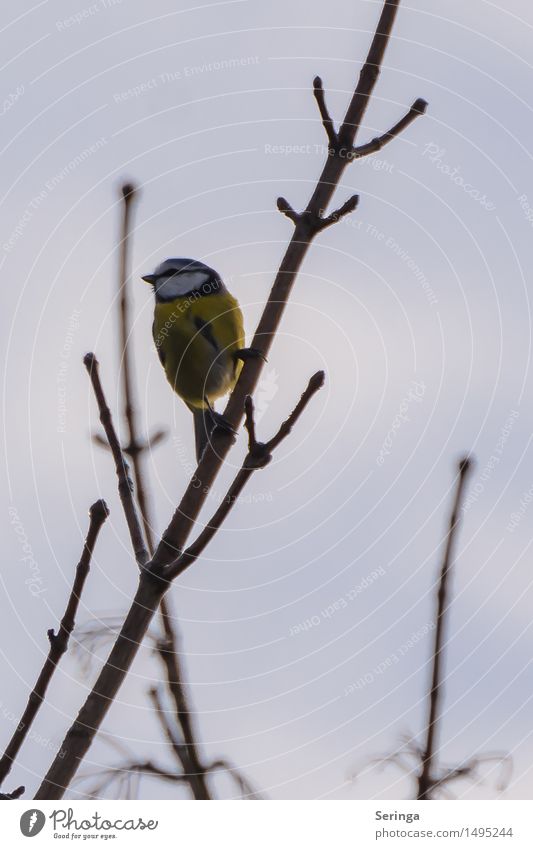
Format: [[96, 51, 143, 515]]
[[143, 257, 259, 462]]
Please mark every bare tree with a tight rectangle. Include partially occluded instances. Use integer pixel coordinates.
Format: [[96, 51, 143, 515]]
[[351, 459, 511, 800], [0, 500, 109, 795], [6, 0, 426, 800]]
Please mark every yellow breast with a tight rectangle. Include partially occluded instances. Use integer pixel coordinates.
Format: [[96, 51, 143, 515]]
[[153, 291, 245, 408]]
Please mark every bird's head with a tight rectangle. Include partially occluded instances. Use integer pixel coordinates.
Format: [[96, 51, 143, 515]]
[[142, 257, 223, 302]]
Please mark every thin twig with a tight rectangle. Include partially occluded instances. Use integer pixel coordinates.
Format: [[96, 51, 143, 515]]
[[351, 97, 427, 158], [114, 182, 210, 799], [148, 687, 209, 799], [313, 76, 337, 146], [316, 194, 360, 230], [80, 760, 188, 800], [84, 353, 149, 567], [417, 457, 473, 800], [0, 501, 109, 787], [0, 785, 25, 800], [208, 759, 265, 800]]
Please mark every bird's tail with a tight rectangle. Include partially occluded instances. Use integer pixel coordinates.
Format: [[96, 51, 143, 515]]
[[191, 405, 217, 463]]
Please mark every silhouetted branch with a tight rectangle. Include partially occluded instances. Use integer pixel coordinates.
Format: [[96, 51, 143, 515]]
[[351, 97, 427, 158], [313, 76, 337, 146], [84, 353, 149, 568], [417, 457, 473, 800], [79, 760, 188, 800], [0, 501, 108, 787], [113, 182, 210, 799], [148, 686, 209, 799], [208, 759, 265, 800], [152, 645, 210, 799], [277, 194, 359, 232], [0, 785, 25, 800]]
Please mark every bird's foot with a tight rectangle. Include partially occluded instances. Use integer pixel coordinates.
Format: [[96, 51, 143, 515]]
[[234, 347, 267, 363], [209, 409, 238, 437]]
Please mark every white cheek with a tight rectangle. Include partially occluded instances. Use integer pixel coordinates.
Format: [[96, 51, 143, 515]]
[[158, 271, 210, 298]]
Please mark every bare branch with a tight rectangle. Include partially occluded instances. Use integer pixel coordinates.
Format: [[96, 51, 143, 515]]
[[0, 500, 108, 787], [79, 760, 188, 800], [264, 370, 325, 452], [351, 97, 427, 159], [316, 194, 359, 230], [149, 687, 210, 799], [276, 196, 301, 225], [0, 785, 25, 800], [313, 75, 337, 146], [118, 182, 140, 457], [208, 759, 265, 800], [84, 353, 149, 568], [417, 457, 473, 800], [114, 182, 209, 799]]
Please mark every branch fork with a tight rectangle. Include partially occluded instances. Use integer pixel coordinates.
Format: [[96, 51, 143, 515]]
[[277, 194, 360, 234]]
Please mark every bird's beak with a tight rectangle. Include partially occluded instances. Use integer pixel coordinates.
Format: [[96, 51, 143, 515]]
[[142, 274, 156, 285]]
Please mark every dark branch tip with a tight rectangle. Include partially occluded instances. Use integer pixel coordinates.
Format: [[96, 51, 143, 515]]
[[1, 785, 25, 799], [313, 75, 323, 90], [121, 182, 137, 200], [413, 98, 428, 114], [89, 499, 110, 523], [83, 352, 98, 371], [276, 197, 301, 225], [458, 456, 473, 475], [309, 370, 326, 391]]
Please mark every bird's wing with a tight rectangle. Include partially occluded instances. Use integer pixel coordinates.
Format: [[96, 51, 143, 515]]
[[152, 320, 166, 366], [193, 315, 219, 352]]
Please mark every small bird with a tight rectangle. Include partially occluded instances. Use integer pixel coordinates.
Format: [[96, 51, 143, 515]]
[[143, 257, 259, 461]]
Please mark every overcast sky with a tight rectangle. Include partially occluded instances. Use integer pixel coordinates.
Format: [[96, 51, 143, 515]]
[[2, 0, 533, 800]]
